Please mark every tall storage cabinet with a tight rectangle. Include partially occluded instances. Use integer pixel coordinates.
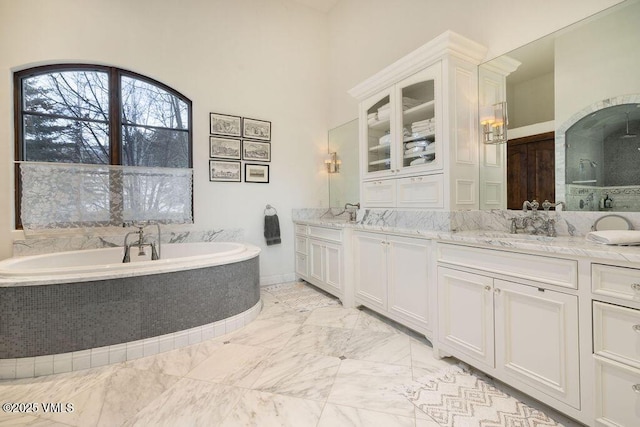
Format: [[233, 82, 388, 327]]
[[349, 31, 488, 210]]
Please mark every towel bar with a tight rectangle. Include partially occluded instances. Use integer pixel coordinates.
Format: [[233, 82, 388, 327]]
[[264, 204, 277, 215]]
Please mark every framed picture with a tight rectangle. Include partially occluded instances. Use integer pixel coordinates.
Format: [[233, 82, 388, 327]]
[[210, 113, 241, 137], [210, 136, 241, 159], [243, 117, 271, 141], [244, 163, 269, 183], [242, 140, 271, 162], [209, 160, 241, 182]]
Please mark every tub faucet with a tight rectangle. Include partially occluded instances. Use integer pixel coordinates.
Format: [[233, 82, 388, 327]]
[[122, 222, 161, 263]]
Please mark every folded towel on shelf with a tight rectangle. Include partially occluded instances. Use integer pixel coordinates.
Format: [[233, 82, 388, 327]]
[[379, 133, 392, 145], [377, 109, 391, 122], [402, 97, 421, 110], [405, 140, 431, 149], [585, 230, 640, 245], [264, 214, 281, 246]]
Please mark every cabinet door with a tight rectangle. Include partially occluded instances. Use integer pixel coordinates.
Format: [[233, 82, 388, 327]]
[[362, 179, 395, 208], [595, 357, 640, 427], [387, 235, 429, 329], [396, 65, 441, 173], [494, 279, 580, 409], [437, 266, 494, 369], [324, 242, 342, 295], [396, 174, 444, 208], [309, 239, 325, 283], [353, 232, 387, 311], [361, 89, 394, 177], [295, 252, 308, 279]]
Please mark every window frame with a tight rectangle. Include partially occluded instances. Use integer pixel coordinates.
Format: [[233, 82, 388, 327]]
[[14, 64, 193, 229]]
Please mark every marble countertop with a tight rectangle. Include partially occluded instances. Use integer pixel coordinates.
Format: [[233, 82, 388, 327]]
[[294, 219, 640, 264]]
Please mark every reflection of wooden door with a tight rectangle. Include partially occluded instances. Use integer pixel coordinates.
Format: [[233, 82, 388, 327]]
[[507, 132, 555, 209]]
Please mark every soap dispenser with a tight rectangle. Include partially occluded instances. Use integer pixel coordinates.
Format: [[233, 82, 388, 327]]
[[604, 194, 612, 209]]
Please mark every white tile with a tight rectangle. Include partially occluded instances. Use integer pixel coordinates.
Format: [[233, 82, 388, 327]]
[[53, 353, 73, 374], [213, 320, 226, 338], [34, 355, 55, 376], [0, 359, 16, 380], [225, 315, 241, 333], [126, 341, 144, 361], [15, 357, 35, 378], [158, 335, 175, 353], [174, 331, 190, 349], [143, 337, 160, 357], [188, 327, 202, 345], [201, 324, 215, 341], [72, 350, 91, 372], [91, 346, 110, 368], [109, 344, 127, 364]]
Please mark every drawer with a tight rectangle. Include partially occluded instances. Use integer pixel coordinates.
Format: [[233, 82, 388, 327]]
[[362, 179, 395, 208], [295, 236, 308, 255], [438, 243, 577, 289], [294, 223, 308, 235], [308, 226, 342, 243], [594, 356, 640, 427], [593, 263, 640, 302], [396, 174, 444, 209], [594, 301, 640, 369]]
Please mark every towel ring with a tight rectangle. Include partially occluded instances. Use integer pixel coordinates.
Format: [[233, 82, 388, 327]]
[[264, 204, 278, 215]]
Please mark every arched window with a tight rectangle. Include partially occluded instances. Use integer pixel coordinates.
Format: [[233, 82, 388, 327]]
[[14, 64, 193, 229]]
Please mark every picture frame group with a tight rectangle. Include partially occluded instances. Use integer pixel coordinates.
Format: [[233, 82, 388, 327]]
[[209, 112, 271, 183]]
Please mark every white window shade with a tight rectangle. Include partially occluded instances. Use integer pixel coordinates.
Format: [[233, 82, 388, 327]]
[[19, 162, 193, 230]]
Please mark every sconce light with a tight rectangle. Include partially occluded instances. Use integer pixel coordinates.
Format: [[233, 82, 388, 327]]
[[325, 151, 340, 173], [480, 101, 508, 144]]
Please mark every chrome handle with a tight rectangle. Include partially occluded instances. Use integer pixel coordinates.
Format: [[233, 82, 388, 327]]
[[633, 325, 640, 333], [633, 384, 640, 394]]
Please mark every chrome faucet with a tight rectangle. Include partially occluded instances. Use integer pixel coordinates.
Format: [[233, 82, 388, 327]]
[[122, 222, 161, 263], [344, 202, 360, 222], [522, 199, 539, 214]]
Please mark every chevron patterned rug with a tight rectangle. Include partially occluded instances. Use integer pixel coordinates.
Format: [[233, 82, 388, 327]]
[[403, 365, 563, 427]]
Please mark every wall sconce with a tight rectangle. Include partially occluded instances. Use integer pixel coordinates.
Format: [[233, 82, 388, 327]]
[[325, 152, 340, 173], [480, 101, 508, 144]]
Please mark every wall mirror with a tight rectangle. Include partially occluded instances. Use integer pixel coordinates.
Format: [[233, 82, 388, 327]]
[[480, 0, 640, 212], [328, 119, 359, 208]]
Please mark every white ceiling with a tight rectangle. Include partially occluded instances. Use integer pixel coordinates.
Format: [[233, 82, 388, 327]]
[[290, 0, 340, 13]]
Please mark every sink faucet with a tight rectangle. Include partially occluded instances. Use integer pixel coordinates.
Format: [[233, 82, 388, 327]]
[[122, 222, 161, 263], [344, 202, 360, 222], [522, 199, 539, 213]]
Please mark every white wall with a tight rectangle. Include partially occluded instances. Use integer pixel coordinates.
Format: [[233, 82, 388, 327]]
[[508, 72, 554, 128], [0, 0, 330, 283], [327, 0, 623, 128]]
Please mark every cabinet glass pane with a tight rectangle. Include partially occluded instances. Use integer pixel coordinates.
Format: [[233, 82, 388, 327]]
[[366, 95, 391, 173], [400, 80, 436, 169]]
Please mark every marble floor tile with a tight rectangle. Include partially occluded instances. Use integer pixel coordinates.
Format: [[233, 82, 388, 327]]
[[257, 302, 311, 324], [327, 359, 415, 417], [250, 351, 341, 401], [410, 339, 456, 376], [220, 389, 323, 427], [343, 329, 412, 366], [303, 305, 360, 329], [38, 366, 180, 427], [0, 412, 70, 427], [218, 319, 300, 349], [283, 324, 352, 357], [318, 403, 415, 427], [184, 342, 271, 388], [124, 378, 245, 426], [353, 309, 405, 334]]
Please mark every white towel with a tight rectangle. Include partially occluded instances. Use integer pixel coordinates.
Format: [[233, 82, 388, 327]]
[[585, 230, 640, 245]]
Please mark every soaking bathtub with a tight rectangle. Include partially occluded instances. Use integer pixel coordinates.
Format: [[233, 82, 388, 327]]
[[0, 242, 261, 379]]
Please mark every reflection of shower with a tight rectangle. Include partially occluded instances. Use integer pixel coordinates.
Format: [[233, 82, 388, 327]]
[[621, 113, 637, 139], [579, 158, 597, 171]]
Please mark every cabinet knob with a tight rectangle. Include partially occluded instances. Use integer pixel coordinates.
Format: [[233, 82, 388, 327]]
[[494, 288, 501, 295], [632, 283, 640, 292], [633, 325, 640, 333], [633, 384, 640, 394], [484, 285, 491, 291]]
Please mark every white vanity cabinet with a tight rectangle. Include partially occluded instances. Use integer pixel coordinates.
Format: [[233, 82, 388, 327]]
[[591, 263, 640, 427], [436, 243, 581, 411], [294, 222, 345, 300], [353, 230, 431, 336], [349, 31, 487, 210]]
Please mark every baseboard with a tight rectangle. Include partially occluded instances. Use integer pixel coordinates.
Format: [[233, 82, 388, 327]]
[[260, 272, 297, 287]]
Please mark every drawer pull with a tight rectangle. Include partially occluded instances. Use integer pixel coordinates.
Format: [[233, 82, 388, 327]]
[[494, 288, 501, 295], [633, 325, 640, 333], [631, 283, 640, 292], [633, 384, 640, 394], [484, 285, 491, 292]]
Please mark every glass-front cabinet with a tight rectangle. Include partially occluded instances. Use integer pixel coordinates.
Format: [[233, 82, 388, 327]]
[[362, 65, 441, 179]]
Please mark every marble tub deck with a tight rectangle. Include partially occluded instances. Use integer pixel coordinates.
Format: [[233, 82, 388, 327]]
[[0, 281, 576, 426]]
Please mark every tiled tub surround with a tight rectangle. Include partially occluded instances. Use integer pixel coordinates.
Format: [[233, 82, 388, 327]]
[[0, 246, 261, 379], [12, 226, 244, 257]]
